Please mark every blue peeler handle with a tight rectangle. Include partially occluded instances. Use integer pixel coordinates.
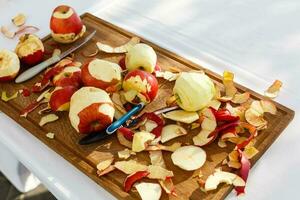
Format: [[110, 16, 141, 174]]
[[106, 102, 145, 135]]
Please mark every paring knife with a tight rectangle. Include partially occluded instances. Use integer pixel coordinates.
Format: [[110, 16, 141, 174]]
[[79, 105, 179, 145], [79, 103, 145, 145], [15, 30, 96, 83]]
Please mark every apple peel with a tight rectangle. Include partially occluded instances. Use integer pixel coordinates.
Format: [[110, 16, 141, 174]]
[[97, 37, 140, 53], [155, 71, 179, 81], [231, 92, 250, 104], [235, 150, 251, 196], [146, 142, 182, 152], [204, 170, 245, 192], [118, 148, 136, 159], [114, 160, 148, 175], [264, 80, 282, 99], [161, 124, 187, 143], [39, 114, 59, 126], [96, 158, 114, 171], [12, 13, 26, 27], [1, 91, 18, 102], [46, 132, 55, 139]]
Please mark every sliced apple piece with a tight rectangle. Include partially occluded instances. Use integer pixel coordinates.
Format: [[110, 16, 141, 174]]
[[118, 148, 136, 159], [232, 92, 250, 104], [96, 158, 114, 171], [161, 124, 187, 143], [97, 165, 116, 177], [264, 80, 282, 99], [132, 131, 155, 152], [171, 146, 206, 171], [135, 182, 162, 200], [260, 100, 277, 115], [204, 170, 245, 191], [146, 142, 182, 152], [114, 160, 148, 174], [222, 71, 237, 98], [163, 110, 199, 124], [147, 165, 174, 179], [39, 114, 59, 126]]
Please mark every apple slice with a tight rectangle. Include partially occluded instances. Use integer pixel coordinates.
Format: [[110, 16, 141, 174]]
[[171, 146, 206, 171], [114, 160, 148, 174], [147, 165, 174, 179], [161, 124, 187, 143], [39, 114, 59, 126], [222, 71, 237, 98], [264, 80, 282, 99], [146, 142, 182, 152], [135, 182, 162, 200], [118, 148, 136, 159], [193, 130, 215, 146], [132, 131, 155, 152], [96, 158, 114, 171], [231, 92, 250, 104], [204, 170, 245, 191], [162, 110, 199, 124]]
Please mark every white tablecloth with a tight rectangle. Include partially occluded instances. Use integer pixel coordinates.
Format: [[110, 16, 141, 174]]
[[0, 0, 299, 199]]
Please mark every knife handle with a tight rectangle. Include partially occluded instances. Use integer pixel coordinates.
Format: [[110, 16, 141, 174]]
[[15, 55, 61, 83], [106, 103, 145, 134]]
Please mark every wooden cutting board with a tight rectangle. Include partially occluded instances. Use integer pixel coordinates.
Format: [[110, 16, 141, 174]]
[[0, 13, 294, 200]]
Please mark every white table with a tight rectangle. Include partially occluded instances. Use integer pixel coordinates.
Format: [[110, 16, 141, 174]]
[[0, 0, 299, 199]]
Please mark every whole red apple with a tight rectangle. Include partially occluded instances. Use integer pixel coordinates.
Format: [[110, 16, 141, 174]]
[[82, 59, 122, 92], [0, 49, 20, 82], [69, 87, 115, 134], [49, 86, 77, 112], [50, 5, 86, 43], [122, 69, 158, 104], [15, 34, 44, 66], [53, 66, 82, 88]]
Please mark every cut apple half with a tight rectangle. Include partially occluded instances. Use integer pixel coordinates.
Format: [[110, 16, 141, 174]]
[[135, 182, 162, 200], [204, 170, 245, 191], [171, 146, 206, 171], [161, 124, 187, 143], [97, 37, 140, 53], [162, 110, 199, 124]]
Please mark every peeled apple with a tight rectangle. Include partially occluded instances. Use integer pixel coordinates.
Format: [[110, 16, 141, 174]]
[[173, 72, 215, 111]]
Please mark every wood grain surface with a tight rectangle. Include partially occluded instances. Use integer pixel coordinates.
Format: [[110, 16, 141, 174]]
[[0, 13, 294, 200]]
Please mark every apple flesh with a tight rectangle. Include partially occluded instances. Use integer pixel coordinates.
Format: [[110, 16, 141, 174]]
[[50, 5, 86, 43], [49, 86, 77, 111], [82, 59, 122, 91], [122, 69, 158, 104], [53, 66, 82, 88], [0, 49, 20, 82], [171, 145, 206, 171], [125, 43, 157, 73], [15, 34, 44, 66], [68, 87, 115, 134]]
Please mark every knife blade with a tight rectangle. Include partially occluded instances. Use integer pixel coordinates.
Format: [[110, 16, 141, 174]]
[[79, 103, 145, 145], [15, 30, 96, 83]]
